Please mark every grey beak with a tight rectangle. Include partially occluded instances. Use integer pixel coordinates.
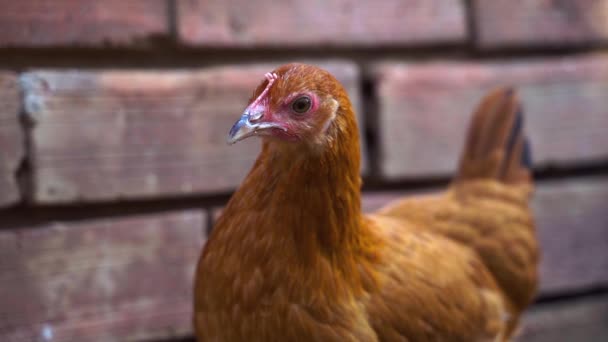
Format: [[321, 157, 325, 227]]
[[227, 112, 257, 145], [226, 109, 285, 145]]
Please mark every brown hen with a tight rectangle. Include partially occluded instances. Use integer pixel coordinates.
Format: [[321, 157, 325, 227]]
[[194, 63, 538, 341]]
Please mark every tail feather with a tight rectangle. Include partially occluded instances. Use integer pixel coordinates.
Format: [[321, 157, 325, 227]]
[[521, 139, 532, 169], [456, 88, 532, 184]]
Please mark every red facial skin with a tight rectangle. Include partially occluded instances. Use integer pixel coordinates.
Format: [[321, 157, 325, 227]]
[[260, 91, 320, 142], [229, 64, 349, 147]]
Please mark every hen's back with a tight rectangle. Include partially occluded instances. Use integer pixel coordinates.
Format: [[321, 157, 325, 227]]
[[369, 89, 538, 339]]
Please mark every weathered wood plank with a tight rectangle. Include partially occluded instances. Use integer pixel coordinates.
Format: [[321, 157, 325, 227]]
[[362, 176, 608, 295], [0, 72, 23, 207], [178, 0, 466, 47], [0, 1, 169, 47], [373, 54, 608, 179], [516, 295, 608, 342], [21, 62, 363, 204], [473, 0, 608, 49], [0, 210, 206, 342]]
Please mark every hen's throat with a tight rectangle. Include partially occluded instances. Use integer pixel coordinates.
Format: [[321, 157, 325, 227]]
[[219, 130, 363, 263]]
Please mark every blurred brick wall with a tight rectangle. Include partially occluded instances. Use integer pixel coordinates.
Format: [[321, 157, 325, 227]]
[[1, 1, 607, 341]]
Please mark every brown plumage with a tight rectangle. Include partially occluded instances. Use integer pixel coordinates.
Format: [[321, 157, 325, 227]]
[[193, 63, 539, 341]]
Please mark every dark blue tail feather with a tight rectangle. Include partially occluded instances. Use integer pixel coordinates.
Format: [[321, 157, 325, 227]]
[[505, 105, 532, 170]]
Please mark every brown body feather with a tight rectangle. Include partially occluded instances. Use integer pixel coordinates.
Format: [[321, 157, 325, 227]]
[[194, 65, 538, 341]]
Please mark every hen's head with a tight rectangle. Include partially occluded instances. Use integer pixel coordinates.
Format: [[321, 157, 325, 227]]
[[227, 63, 355, 147]]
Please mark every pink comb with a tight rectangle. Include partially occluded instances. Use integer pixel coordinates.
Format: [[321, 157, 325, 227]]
[[248, 72, 278, 121]]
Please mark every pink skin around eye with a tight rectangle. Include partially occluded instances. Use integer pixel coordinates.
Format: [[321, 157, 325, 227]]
[[259, 94, 319, 142], [283, 92, 319, 117]]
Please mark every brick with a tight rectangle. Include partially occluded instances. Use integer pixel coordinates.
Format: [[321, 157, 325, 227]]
[[0, 210, 205, 342], [362, 176, 608, 295], [362, 190, 419, 213], [0, 1, 168, 47], [532, 177, 608, 294], [516, 295, 608, 342], [373, 54, 608, 179], [0, 72, 23, 207], [473, 0, 608, 49], [177, 0, 466, 47], [21, 62, 363, 203]]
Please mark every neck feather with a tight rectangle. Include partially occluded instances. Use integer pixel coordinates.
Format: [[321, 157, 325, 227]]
[[220, 107, 363, 262]]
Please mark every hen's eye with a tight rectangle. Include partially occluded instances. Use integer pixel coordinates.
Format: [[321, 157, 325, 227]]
[[291, 96, 312, 114]]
